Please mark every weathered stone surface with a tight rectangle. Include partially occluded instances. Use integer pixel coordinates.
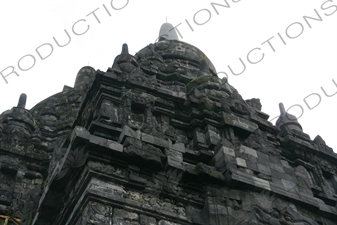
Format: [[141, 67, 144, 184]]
[[140, 214, 156, 225], [0, 23, 336, 225]]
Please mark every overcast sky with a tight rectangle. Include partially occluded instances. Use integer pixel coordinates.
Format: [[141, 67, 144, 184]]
[[0, 0, 336, 152]]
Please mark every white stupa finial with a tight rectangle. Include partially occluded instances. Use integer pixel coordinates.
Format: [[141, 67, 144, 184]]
[[158, 22, 179, 41]]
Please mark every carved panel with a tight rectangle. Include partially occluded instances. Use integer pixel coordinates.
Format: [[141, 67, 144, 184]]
[[76, 201, 112, 225]]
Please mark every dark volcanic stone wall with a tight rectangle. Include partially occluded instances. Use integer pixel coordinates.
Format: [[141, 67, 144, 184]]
[[1, 38, 336, 225]]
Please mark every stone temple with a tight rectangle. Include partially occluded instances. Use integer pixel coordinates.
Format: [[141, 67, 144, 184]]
[[0, 23, 336, 225]]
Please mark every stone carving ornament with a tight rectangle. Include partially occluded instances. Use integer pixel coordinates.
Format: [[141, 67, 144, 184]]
[[56, 146, 89, 180], [235, 192, 319, 225]]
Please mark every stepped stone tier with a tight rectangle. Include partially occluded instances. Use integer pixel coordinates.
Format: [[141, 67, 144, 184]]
[[0, 23, 336, 225]]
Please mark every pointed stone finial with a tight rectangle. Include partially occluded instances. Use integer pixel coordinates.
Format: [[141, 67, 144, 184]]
[[121, 43, 129, 55], [159, 23, 179, 41], [17, 93, 27, 108], [279, 103, 286, 115]]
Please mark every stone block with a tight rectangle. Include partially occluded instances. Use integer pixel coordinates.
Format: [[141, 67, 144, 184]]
[[245, 153, 257, 163], [271, 169, 285, 179], [119, 125, 141, 143], [107, 140, 124, 152], [236, 158, 247, 168], [228, 169, 255, 187], [220, 146, 235, 157], [88, 135, 123, 152], [72, 126, 90, 140], [142, 133, 169, 148], [205, 130, 221, 147], [256, 153, 270, 167], [170, 142, 185, 153], [128, 174, 146, 187], [113, 209, 139, 225], [213, 149, 224, 162], [269, 155, 282, 164], [141, 133, 155, 144], [223, 112, 258, 132], [270, 163, 284, 173], [246, 160, 258, 172], [124, 145, 162, 166], [213, 147, 236, 170], [285, 173, 298, 184], [270, 180, 286, 195], [158, 220, 181, 225], [317, 201, 336, 215], [298, 187, 313, 197], [281, 159, 291, 168], [271, 177, 284, 186], [240, 145, 257, 158], [153, 136, 169, 148], [257, 163, 271, 176], [252, 176, 271, 191], [213, 155, 227, 170], [207, 204, 228, 215], [196, 163, 226, 181], [193, 131, 205, 145], [226, 155, 237, 165], [282, 179, 298, 193], [140, 214, 156, 225], [283, 167, 294, 175], [256, 151, 269, 161], [166, 149, 183, 161], [185, 206, 204, 225], [238, 172, 255, 186], [166, 158, 184, 170], [87, 178, 125, 203]]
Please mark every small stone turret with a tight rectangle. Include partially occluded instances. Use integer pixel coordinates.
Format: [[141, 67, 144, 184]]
[[0, 94, 41, 151], [276, 102, 303, 132], [74, 66, 96, 90], [0, 94, 47, 224], [111, 43, 139, 73]]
